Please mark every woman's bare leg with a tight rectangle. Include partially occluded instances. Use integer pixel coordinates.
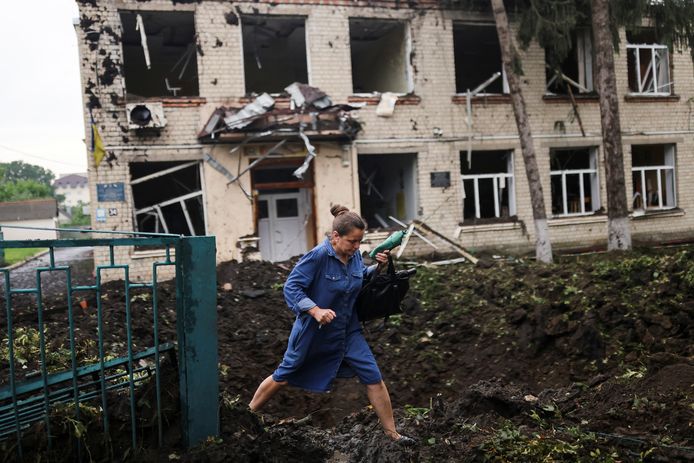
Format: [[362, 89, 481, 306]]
[[366, 380, 401, 440], [249, 376, 287, 411]]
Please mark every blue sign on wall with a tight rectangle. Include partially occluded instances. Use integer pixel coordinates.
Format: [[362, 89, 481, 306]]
[[97, 183, 125, 202]]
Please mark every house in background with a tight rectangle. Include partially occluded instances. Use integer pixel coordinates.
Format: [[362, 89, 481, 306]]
[[53, 173, 90, 210], [0, 198, 58, 240], [74, 0, 694, 281]]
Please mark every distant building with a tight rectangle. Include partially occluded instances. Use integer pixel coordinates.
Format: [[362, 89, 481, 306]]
[[0, 198, 58, 240], [53, 173, 89, 209]]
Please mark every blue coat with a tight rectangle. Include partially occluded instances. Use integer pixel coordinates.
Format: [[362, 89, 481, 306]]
[[272, 238, 382, 392]]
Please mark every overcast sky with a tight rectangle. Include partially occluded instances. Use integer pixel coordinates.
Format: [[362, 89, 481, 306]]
[[0, 1, 86, 177]]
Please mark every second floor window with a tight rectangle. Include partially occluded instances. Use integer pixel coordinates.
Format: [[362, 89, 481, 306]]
[[546, 29, 594, 95], [350, 18, 412, 94], [631, 144, 676, 211], [550, 147, 600, 216], [461, 150, 515, 221], [627, 29, 671, 95], [453, 22, 507, 95], [242, 15, 308, 95]]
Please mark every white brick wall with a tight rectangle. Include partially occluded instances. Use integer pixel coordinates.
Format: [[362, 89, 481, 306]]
[[76, 1, 694, 279]]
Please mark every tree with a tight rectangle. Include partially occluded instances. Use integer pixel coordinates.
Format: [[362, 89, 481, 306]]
[[0, 179, 54, 202], [491, 0, 554, 263], [1, 161, 55, 186]]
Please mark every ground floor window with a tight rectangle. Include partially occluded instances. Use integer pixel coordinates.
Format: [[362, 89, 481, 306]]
[[550, 147, 600, 216], [358, 153, 418, 228], [631, 144, 676, 211], [129, 161, 206, 235], [460, 150, 515, 221]]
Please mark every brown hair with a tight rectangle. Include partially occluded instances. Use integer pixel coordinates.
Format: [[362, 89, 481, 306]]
[[330, 204, 366, 236]]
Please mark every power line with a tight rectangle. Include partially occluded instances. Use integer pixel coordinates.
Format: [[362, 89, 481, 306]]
[[0, 143, 85, 168]]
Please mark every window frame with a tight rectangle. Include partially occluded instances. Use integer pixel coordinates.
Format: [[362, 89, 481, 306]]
[[545, 29, 594, 95], [460, 151, 516, 220], [452, 22, 509, 96], [626, 42, 671, 96], [631, 144, 677, 211], [549, 147, 601, 217]]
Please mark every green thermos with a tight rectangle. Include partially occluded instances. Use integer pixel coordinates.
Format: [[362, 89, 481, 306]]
[[368, 230, 408, 258]]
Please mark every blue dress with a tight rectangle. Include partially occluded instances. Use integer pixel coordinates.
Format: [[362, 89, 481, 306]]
[[272, 238, 382, 392]]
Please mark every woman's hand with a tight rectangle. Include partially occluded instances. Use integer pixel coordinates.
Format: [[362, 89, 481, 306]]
[[307, 306, 336, 326], [375, 250, 389, 272]]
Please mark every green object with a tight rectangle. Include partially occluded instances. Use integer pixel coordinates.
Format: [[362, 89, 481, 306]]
[[369, 230, 408, 258], [0, 232, 220, 457]]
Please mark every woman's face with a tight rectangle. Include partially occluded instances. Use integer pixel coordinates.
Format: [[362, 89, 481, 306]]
[[332, 228, 364, 258]]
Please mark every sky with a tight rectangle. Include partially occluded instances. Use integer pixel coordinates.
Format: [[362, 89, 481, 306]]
[[0, 1, 87, 178]]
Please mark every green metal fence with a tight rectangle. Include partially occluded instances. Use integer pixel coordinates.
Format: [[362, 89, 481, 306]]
[[0, 226, 218, 460]]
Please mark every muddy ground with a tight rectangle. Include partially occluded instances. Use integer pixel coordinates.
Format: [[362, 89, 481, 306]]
[[1, 245, 693, 462]]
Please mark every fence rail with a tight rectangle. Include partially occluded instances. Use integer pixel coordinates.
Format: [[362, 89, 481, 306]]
[[0, 227, 218, 461]]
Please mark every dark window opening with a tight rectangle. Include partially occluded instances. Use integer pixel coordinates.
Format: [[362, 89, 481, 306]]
[[120, 11, 199, 98], [549, 148, 599, 216], [546, 29, 594, 95], [453, 23, 505, 94], [460, 150, 514, 221], [242, 15, 308, 95], [130, 161, 205, 236], [350, 19, 410, 94], [358, 153, 417, 228]]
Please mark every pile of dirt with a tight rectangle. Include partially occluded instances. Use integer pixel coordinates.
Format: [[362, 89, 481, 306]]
[[2, 246, 694, 461]]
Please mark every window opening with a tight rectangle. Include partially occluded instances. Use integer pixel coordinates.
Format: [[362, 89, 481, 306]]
[[627, 29, 671, 95], [349, 19, 411, 94], [546, 29, 594, 94], [120, 11, 199, 97], [242, 15, 308, 95], [358, 153, 417, 227], [130, 161, 206, 236], [631, 144, 676, 210], [461, 151, 515, 221], [549, 147, 600, 216], [453, 22, 508, 94]]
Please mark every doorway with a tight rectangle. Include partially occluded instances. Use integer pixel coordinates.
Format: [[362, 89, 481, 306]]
[[257, 190, 309, 262]]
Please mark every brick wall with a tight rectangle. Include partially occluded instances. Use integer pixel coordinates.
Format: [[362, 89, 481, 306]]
[[75, 1, 694, 279]]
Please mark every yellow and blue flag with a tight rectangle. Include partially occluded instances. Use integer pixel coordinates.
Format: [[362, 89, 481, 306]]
[[90, 112, 106, 169]]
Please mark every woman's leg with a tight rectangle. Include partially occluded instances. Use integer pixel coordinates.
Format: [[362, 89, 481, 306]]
[[366, 380, 401, 440], [249, 375, 287, 411]]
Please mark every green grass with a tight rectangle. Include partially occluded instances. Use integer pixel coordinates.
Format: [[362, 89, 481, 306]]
[[2, 248, 48, 266]]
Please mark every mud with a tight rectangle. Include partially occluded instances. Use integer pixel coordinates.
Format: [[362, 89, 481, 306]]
[[2, 246, 693, 462]]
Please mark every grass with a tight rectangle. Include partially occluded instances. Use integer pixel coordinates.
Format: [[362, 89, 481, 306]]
[[2, 247, 48, 266]]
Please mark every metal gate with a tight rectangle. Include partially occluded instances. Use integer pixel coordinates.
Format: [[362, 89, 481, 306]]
[[0, 227, 218, 460]]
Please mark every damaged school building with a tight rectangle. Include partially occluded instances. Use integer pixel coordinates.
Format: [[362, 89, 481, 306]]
[[75, 0, 694, 279]]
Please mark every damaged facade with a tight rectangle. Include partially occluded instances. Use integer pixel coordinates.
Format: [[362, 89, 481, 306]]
[[76, 0, 694, 280]]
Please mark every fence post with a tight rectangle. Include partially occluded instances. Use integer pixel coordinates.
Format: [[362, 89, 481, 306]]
[[175, 236, 219, 448], [0, 228, 4, 267]]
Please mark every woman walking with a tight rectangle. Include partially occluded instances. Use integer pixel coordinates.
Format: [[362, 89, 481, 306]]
[[249, 205, 414, 444]]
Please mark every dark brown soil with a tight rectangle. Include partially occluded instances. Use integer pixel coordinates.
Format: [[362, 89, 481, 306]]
[[2, 246, 693, 462]]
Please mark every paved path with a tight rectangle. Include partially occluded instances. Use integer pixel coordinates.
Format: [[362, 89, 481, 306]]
[[1, 247, 94, 296]]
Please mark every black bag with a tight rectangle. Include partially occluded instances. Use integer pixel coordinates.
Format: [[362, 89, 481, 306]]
[[356, 255, 416, 322]]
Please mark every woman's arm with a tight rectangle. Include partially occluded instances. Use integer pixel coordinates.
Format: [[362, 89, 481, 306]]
[[283, 251, 321, 316]]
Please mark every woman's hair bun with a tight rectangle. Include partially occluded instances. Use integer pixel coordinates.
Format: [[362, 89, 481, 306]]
[[330, 204, 349, 217]]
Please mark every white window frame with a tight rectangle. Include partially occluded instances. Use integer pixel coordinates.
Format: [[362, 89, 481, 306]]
[[626, 43, 671, 95], [550, 148, 600, 217], [461, 152, 516, 220], [632, 144, 677, 211]]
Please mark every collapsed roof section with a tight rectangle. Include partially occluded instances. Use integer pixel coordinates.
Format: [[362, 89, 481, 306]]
[[198, 83, 363, 143]]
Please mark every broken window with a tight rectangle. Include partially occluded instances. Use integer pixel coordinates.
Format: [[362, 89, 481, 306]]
[[460, 151, 515, 221], [120, 11, 199, 97], [349, 18, 411, 94], [550, 148, 600, 216], [242, 15, 308, 95], [130, 161, 206, 236], [453, 22, 507, 94], [627, 29, 671, 95], [546, 29, 594, 94], [358, 154, 418, 228], [631, 144, 676, 211]]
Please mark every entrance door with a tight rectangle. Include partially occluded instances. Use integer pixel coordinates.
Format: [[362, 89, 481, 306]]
[[257, 191, 308, 262]]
